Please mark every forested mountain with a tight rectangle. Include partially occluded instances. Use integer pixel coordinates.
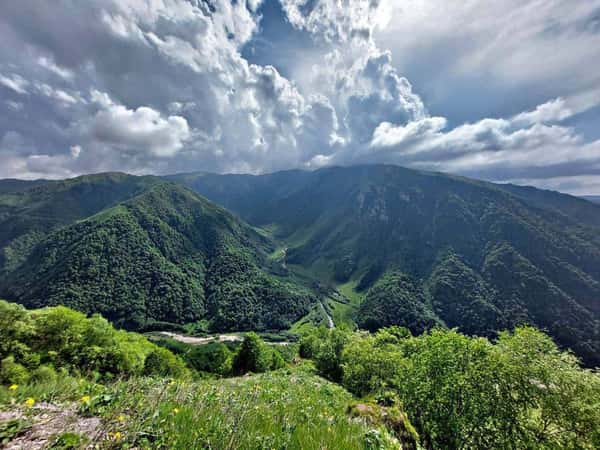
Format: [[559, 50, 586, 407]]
[[1, 166, 600, 365], [0, 178, 314, 331], [0, 173, 160, 272], [583, 195, 600, 204], [171, 165, 600, 365]]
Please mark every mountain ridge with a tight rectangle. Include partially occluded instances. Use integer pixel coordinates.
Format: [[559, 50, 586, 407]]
[[1, 165, 599, 365], [170, 164, 600, 365], [0, 179, 315, 331]]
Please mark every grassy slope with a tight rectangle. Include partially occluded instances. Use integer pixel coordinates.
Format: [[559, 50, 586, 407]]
[[0, 368, 397, 449]]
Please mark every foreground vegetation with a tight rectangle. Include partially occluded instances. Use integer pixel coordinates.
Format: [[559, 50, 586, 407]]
[[1, 369, 398, 449], [301, 326, 600, 449], [1, 300, 599, 449]]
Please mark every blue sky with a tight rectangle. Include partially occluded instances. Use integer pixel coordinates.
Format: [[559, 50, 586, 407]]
[[1, 0, 600, 194]]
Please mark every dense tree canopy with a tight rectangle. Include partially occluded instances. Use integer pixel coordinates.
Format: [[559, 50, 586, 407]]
[[0, 300, 187, 382], [302, 325, 600, 449], [0, 182, 315, 331]]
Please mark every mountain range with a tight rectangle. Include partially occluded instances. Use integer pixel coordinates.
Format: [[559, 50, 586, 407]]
[[1, 165, 599, 366]]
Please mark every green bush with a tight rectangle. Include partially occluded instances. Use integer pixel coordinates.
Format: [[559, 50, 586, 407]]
[[188, 342, 233, 376], [304, 325, 600, 449], [0, 301, 33, 362], [30, 365, 58, 384], [0, 356, 29, 385], [270, 349, 286, 370], [232, 333, 272, 375], [341, 335, 403, 396], [0, 300, 186, 380], [298, 327, 329, 358], [311, 328, 351, 382], [143, 348, 188, 378]]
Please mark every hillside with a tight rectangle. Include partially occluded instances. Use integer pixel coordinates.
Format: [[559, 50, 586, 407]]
[[2, 301, 598, 449], [170, 165, 600, 365], [1, 166, 600, 365], [583, 195, 600, 204], [0, 173, 160, 272], [0, 181, 315, 331]]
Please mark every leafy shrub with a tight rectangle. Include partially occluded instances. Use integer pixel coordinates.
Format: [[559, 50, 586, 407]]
[[30, 365, 58, 384], [270, 349, 286, 370], [298, 329, 322, 359], [0, 356, 29, 385], [341, 335, 403, 396], [0, 300, 184, 380], [311, 328, 351, 382], [306, 325, 600, 449], [187, 342, 233, 376], [232, 333, 272, 375], [143, 348, 188, 378]]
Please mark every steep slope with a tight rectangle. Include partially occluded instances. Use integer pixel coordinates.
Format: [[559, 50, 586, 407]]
[[357, 272, 442, 334], [0, 173, 160, 272], [583, 195, 600, 204], [171, 165, 600, 365], [0, 182, 315, 330], [0, 178, 51, 193]]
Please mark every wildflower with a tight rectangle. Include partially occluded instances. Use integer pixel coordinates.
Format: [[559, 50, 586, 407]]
[[172, 408, 180, 414], [8, 384, 18, 391], [24, 397, 35, 408], [117, 414, 126, 423], [108, 431, 122, 441], [81, 395, 91, 403]]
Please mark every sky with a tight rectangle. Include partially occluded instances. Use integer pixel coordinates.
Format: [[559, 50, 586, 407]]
[[1, 0, 600, 195]]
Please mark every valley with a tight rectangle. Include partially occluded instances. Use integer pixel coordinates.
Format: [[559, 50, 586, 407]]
[[2, 164, 600, 367], [3, 2, 599, 447], [1, 165, 600, 449]]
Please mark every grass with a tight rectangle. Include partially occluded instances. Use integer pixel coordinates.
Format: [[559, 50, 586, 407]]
[[325, 280, 365, 327], [287, 273, 367, 332], [336, 279, 364, 306], [290, 304, 331, 334], [267, 246, 286, 261], [0, 368, 397, 449]]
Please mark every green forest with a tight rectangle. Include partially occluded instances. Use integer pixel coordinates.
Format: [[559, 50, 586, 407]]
[[1, 166, 600, 448], [1, 301, 599, 449], [2, 167, 600, 366]]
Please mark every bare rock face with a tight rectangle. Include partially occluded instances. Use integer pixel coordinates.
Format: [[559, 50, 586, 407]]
[[1, 403, 102, 449]]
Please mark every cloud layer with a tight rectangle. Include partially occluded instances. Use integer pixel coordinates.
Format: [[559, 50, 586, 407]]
[[0, 0, 599, 194]]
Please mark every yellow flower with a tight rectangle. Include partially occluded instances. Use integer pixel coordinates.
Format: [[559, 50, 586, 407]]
[[81, 395, 91, 403], [24, 397, 35, 408], [108, 431, 122, 441], [117, 414, 126, 423], [172, 408, 180, 414], [8, 384, 18, 391]]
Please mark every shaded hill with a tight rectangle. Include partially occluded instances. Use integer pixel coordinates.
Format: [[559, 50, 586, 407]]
[[0, 173, 160, 272], [1, 166, 599, 364], [0, 180, 314, 331], [170, 165, 600, 365], [583, 195, 600, 204]]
